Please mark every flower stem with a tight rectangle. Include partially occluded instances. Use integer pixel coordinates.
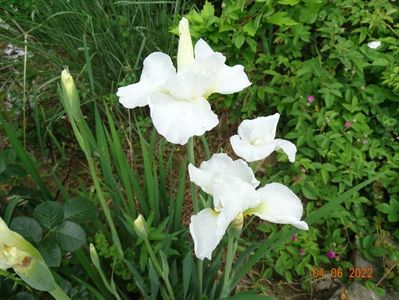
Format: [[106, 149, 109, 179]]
[[144, 238, 175, 300], [187, 137, 203, 296], [187, 137, 199, 212], [49, 285, 71, 300], [220, 232, 238, 298]]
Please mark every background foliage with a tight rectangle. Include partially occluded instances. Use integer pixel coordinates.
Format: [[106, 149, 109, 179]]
[[183, 0, 399, 292]]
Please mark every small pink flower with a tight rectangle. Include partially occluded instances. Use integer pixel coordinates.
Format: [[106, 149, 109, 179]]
[[299, 249, 305, 256], [326, 250, 336, 259], [344, 121, 352, 128], [307, 95, 315, 103], [291, 234, 298, 241]]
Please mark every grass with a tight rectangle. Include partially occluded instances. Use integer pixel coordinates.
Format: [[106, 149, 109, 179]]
[[0, 0, 192, 158]]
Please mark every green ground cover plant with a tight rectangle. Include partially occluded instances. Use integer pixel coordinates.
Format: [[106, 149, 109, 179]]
[[0, 0, 398, 299], [183, 0, 399, 293]]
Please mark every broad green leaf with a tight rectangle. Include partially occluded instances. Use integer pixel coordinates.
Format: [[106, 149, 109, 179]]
[[64, 197, 97, 223], [55, 221, 86, 251], [266, 12, 297, 26], [38, 239, 61, 267], [234, 34, 245, 49], [33, 201, 63, 229], [10, 217, 43, 243]]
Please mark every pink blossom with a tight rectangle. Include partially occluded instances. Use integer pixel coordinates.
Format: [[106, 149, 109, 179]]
[[299, 249, 305, 256], [326, 250, 336, 259], [344, 121, 352, 128], [307, 95, 315, 103]]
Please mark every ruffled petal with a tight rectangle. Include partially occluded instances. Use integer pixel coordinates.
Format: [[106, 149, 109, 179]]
[[194, 39, 215, 59], [212, 177, 259, 212], [251, 183, 308, 230], [194, 39, 250, 94], [117, 81, 151, 109], [188, 153, 259, 195], [164, 70, 214, 100], [149, 93, 218, 145], [237, 114, 280, 144], [140, 52, 176, 84], [274, 139, 297, 162], [214, 64, 251, 94], [230, 135, 276, 162], [189, 208, 228, 260], [117, 52, 175, 109]]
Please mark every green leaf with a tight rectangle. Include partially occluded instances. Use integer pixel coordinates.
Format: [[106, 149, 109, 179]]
[[33, 201, 63, 229], [64, 196, 97, 223], [222, 293, 273, 300], [278, 0, 300, 5], [201, 1, 215, 18], [183, 252, 192, 299], [55, 221, 86, 251], [38, 239, 61, 267], [266, 12, 297, 26], [234, 34, 245, 49], [10, 216, 43, 243]]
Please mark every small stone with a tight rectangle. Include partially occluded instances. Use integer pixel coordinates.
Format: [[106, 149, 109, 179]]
[[351, 250, 383, 281], [328, 283, 379, 300], [313, 273, 341, 293]]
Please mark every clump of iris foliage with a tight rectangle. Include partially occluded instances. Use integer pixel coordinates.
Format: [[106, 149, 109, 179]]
[[0, 0, 398, 299]]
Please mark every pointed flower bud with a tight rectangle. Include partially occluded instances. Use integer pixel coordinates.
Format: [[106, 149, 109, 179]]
[[61, 68, 80, 118], [133, 214, 148, 239], [0, 218, 58, 293], [177, 17, 194, 72]]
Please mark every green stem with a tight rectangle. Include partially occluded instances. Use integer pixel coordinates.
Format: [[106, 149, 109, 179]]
[[49, 285, 71, 300], [144, 238, 175, 300], [86, 156, 123, 257], [220, 233, 238, 298], [198, 260, 203, 297], [187, 137, 199, 212], [187, 137, 203, 296]]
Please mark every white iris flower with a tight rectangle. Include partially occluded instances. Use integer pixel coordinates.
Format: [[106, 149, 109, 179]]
[[117, 18, 251, 145], [230, 113, 297, 163], [188, 154, 308, 260]]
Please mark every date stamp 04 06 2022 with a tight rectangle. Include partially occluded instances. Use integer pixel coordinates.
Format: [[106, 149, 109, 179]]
[[311, 267, 374, 279]]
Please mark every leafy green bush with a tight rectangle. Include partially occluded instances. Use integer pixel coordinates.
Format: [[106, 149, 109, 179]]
[[184, 0, 399, 291]]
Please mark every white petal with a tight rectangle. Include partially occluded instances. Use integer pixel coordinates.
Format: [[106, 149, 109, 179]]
[[215, 64, 251, 94], [117, 52, 175, 109], [189, 208, 228, 260], [194, 39, 215, 59], [188, 153, 259, 195], [251, 183, 308, 230], [230, 135, 276, 162], [194, 39, 250, 94], [117, 81, 151, 109], [164, 71, 214, 100], [141, 52, 176, 84], [237, 113, 280, 144], [149, 93, 218, 145], [274, 139, 297, 162], [212, 177, 259, 212], [367, 41, 381, 49]]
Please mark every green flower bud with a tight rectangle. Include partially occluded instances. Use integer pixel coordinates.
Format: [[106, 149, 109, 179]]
[[61, 68, 80, 118], [133, 214, 148, 239]]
